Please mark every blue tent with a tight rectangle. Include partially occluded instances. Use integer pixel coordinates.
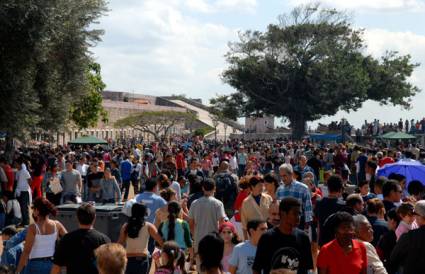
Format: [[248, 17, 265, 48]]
[[309, 133, 342, 143]]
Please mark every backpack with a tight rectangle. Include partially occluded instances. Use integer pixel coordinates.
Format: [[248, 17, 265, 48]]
[[214, 173, 236, 208]]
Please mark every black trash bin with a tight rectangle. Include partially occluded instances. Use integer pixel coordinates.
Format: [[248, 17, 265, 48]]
[[54, 203, 127, 242]]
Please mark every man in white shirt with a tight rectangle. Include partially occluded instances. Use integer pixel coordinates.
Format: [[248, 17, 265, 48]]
[[14, 159, 31, 225], [76, 157, 89, 200], [229, 153, 238, 174]]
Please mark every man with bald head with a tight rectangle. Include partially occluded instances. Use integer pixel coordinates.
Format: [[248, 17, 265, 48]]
[[294, 155, 315, 181], [267, 200, 281, 228]]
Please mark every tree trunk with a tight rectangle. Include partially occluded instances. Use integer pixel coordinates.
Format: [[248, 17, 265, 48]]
[[153, 132, 160, 142], [291, 116, 306, 140]]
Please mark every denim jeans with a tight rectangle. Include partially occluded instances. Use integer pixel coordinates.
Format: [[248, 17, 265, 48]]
[[26, 258, 53, 274], [126, 256, 149, 274]]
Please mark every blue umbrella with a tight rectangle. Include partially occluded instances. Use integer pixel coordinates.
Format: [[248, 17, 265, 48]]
[[377, 159, 425, 186]]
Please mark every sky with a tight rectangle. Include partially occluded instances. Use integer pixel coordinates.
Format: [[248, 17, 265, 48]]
[[92, 0, 425, 128]]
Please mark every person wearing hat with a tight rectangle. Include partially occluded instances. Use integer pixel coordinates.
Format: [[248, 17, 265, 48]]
[[219, 221, 241, 273], [389, 200, 425, 274]]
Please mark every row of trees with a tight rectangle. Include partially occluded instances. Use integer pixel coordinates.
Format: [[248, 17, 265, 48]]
[[210, 4, 420, 139], [0, 0, 108, 155]]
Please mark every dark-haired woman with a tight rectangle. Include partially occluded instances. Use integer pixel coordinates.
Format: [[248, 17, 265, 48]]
[[16, 197, 67, 274], [118, 203, 164, 274], [158, 201, 193, 268], [317, 212, 367, 274], [154, 188, 177, 228]]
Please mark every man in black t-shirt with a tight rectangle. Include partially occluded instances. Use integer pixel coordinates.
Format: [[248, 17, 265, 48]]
[[51, 203, 110, 274], [86, 163, 104, 202], [315, 175, 345, 246], [253, 197, 313, 274], [382, 179, 401, 218]]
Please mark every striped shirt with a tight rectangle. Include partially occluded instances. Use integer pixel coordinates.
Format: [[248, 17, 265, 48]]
[[276, 180, 313, 223]]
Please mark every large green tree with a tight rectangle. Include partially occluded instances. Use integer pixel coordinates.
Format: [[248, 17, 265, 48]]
[[215, 4, 420, 139], [0, 0, 107, 153], [70, 62, 108, 130]]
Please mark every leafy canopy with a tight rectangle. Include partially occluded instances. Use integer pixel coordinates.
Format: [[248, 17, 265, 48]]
[[214, 3, 420, 138], [114, 111, 197, 140], [0, 0, 107, 139], [70, 62, 108, 130]]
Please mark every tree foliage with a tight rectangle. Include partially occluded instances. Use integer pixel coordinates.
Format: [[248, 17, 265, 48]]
[[0, 0, 107, 141], [70, 62, 108, 130], [114, 111, 197, 141], [193, 126, 214, 137], [209, 95, 241, 120], [214, 4, 420, 139]]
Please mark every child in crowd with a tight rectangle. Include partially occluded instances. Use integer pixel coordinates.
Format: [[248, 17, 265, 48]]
[[359, 180, 377, 202], [153, 241, 186, 274], [373, 177, 387, 200], [395, 202, 417, 240]]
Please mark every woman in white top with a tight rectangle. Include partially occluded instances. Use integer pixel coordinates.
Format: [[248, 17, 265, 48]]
[[16, 197, 67, 274]]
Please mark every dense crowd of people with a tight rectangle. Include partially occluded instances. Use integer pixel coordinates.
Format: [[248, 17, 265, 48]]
[[0, 137, 425, 273]]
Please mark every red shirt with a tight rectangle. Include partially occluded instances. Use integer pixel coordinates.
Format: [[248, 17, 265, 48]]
[[3, 164, 14, 191], [317, 239, 367, 274], [379, 157, 394, 167], [233, 189, 250, 222], [176, 153, 185, 169]]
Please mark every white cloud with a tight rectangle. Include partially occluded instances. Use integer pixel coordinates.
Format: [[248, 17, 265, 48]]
[[93, 0, 238, 100], [215, 0, 257, 12], [290, 0, 425, 12], [311, 29, 425, 128], [184, 0, 257, 13]]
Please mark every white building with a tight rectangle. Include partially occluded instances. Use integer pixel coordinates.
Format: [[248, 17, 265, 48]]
[[245, 116, 275, 133]]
